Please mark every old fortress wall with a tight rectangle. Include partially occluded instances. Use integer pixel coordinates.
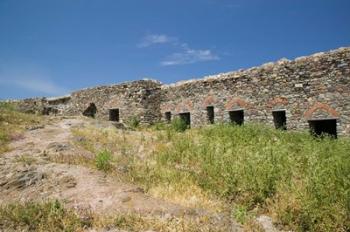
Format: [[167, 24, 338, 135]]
[[66, 80, 162, 124], [13, 47, 350, 136]]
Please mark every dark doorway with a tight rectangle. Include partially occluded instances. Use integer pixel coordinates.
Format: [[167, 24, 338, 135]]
[[179, 112, 191, 128], [308, 119, 337, 138], [165, 112, 171, 123], [273, 110, 287, 130], [42, 107, 52, 115], [229, 110, 244, 125], [206, 106, 214, 124], [43, 107, 58, 116], [109, 108, 120, 122], [83, 103, 97, 118]]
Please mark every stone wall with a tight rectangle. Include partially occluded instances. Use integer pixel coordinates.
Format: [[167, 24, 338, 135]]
[[12, 96, 72, 116], [15, 98, 48, 114], [65, 80, 162, 124], [10, 47, 350, 136], [160, 47, 350, 136]]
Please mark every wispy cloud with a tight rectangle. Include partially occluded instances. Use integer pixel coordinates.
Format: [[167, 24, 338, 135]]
[[138, 34, 175, 47], [8, 78, 67, 96], [161, 48, 219, 66], [0, 64, 68, 96], [138, 33, 220, 66]]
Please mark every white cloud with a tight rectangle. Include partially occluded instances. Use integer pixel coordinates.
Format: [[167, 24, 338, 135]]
[[161, 48, 219, 66], [138, 33, 220, 66], [0, 64, 68, 96], [138, 34, 174, 47]]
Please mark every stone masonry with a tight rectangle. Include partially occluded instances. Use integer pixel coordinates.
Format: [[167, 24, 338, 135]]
[[10, 46, 350, 136], [66, 80, 162, 124]]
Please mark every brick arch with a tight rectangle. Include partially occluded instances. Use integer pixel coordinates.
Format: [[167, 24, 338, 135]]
[[304, 102, 340, 119], [105, 97, 121, 109], [175, 99, 194, 112], [202, 95, 217, 107], [161, 103, 174, 112], [267, 97, 289, 108], [225, 97, 250, 110]]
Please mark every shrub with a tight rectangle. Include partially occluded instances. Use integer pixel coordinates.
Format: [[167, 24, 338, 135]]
[[171, 117, 188, 132], [95, 150, 113, 172], [128, 116, 140, 129], [151, 122, 168, 131]]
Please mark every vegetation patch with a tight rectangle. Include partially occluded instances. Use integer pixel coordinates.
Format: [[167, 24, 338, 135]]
[[129, 124, 350, 231], [127, 115, 141, 129], [110, 213, 231, 232], [70, 124, 223, 213], [0, 200, 90, 232], [95, 149, 113, 172], [0, 102, 41, 154], [70, 121, 350, 231], [171, 117, 188, 132], [0, 200, 232, 232]]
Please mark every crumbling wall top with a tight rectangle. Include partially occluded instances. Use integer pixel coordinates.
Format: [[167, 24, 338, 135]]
[[72, 79, 162, 94], [161, 46, 350, 90]]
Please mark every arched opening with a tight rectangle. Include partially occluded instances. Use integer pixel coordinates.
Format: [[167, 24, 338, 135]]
[[83, 103, 97, 118]]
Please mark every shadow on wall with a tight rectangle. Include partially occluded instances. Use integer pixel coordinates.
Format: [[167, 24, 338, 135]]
[[83, 103, 97, 118]]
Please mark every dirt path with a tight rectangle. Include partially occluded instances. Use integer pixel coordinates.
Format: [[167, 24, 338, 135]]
[[1, 118, 184, 214]]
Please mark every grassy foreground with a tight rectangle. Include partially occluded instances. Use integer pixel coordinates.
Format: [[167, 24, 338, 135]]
[[0, 200, 231, 232], [135, 124, 350, 231], [3, 102, 348, 230], [71, 121, 350, 231]]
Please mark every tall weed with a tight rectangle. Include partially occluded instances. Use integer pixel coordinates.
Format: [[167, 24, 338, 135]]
[[95, 150, 113, 172], [130, 123, 350, 231]]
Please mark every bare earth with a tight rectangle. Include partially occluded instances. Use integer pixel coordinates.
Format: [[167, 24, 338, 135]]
[[0, 117, 242, 231]]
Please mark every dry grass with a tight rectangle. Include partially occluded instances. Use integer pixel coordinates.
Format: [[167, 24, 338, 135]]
[[0, 200, 232, 232], [148, 184, 223, 211], [0, 102, 42, 154], [71, 125, 154, 156], [15, 154, 38, 165], [70, 124, 226, 214], [48, 151, 94, 167], [70, 120, 350, 231], [0, 200, 87, 232]]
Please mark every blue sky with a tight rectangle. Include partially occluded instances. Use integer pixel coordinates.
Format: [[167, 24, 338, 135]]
[[0, 0, 349, 99]]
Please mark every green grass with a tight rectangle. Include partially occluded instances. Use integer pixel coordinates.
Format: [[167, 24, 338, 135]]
[[0, 200, 90, 232], [95, 149, 113, 172], [69, 119, 350, 231], [127, 115, 141, 129], [0, 200, 230, 232], [171, 117, 188, 132], [129, 123, 350, 231]]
